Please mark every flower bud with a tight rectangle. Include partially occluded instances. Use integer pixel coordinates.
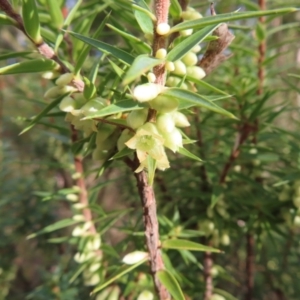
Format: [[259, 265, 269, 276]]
[[84, 273, 100, 286], [89, 262, 101, 273], [66, 193, 79, 202], [163, 128, 182, 152], [147, 72, 156, 83], [42, 71, 60, 79], [166, 76, 188, 89], [165, 61, 175, 72], [156, 113, 175, 133], [81, 98, 107, 115], [155, 48, 167, 59], [86, 235, 101, 251], [44, 86, 65, 99], [187, 66, 206, 80], [211, 294, 226, 300], [156, 23, 170, 35], [172, 111, 190, 127], [173, 60, 186, 75], [117, 129, 133, 151], [137, 290, 154, 300], [181, 11, 202, 21], [133, 83, 162, 102], [55, 72, 74, 86], [293, 196, 300, 208], [180, 29, 193, 36], [150, 94, 179, 113], [191, 45, 201, 53], [59, 96, 76, 112], [73, 214, 85, 221], [182, 52, 198, 66], [221, 233, 230, 246], [122, 251, 148, 265], [126, 108, 148, 129]]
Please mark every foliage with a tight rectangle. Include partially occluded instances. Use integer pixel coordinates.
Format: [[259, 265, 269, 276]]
[[1, 0, 300, 299]]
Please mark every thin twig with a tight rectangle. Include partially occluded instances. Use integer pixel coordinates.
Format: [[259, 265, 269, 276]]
[[70, 125, 98, 238], [0, 0, 84, 92], [245, 233, 254, 300], [204, 251, 213, 300]]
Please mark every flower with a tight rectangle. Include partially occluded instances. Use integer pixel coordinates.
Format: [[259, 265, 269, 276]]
[[125, 123, 170, 171]]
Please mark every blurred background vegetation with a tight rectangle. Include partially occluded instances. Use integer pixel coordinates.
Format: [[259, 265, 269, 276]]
[[1, 0, 300, 299]]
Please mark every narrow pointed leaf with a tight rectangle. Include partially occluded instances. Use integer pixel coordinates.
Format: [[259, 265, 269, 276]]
[[0, 51, 34, 61], [162, 239, 222, 253], [110, 147, 134, 160], [74, 12, 111, 74], [123, 55, 163, 85], [22, 0, 42, 43], [20, 94, 66, 135], [178, 147, 202, 162], [169, 0, 182, 19], [157, 270, 185, 300], [107, 23, 151, 54], [69, 31, 134, 65], [147, 156, 157, 186], [27, 219, 80, 239], [46, 0, 64, 29], [167, 25, 219, 62], [133, 0, 154, 34], [82, 100, 145, 120], [169, 8, 298, 33], [91, 258, 148, 294], [161, 88, 236, 118], [0, 13, 17, 26], [0, 58, 58, 75]]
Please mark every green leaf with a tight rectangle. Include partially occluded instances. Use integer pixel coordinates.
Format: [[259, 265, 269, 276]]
[[46, 0, 64, 29], [255, 22, 266, 42], [161, 88, 236, 119], [0, 51, 34, 61], [82, 99, 145, 120], [0, 13, 17, 26], [22, 0, 42, 43], [169, 8, 298, 33], [91, 258, 148, 294], [19, 94, 65, 135], [133, 0, 154, 34], [0, 58, 58, 75], [27, 218, 80, 239], [74, 12, 111, 75], [106, 23, 151, 54], [107, 59, 124, 78], [157, 269, 185, 300], [123, 55, 163, 85], [162, 239, 222, 253], [167, 25, 219, 62], [214, 288, 239, 300], [110, 147, 134, 160], [169, 0, 182, 19], [177, 147, 202, 162], [147, 156, 157, 186], [69, 30, 134, 66]]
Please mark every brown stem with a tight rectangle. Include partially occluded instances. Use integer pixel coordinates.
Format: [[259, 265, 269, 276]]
[[70, 125, 97, 236], [134, 165, 169, 299], [245, 233, 255, 300], [204, 251, 213, 300], [219, 122, 255, 184], [0, 0, 84, 92]]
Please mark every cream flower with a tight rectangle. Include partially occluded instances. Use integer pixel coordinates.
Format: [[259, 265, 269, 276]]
[[125, 123, 170, 171]]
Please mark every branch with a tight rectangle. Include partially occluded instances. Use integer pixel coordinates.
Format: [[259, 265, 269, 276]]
[[70, 125, 99, 238], [124, 160, 169, 297], [0, 0, 84, 92], [245, 233, 255, 300], [204, 251, 213, 300], [199, 3, 235, 75]]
